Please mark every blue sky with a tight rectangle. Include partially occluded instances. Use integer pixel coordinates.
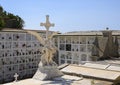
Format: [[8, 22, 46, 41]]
[[0, 0, 120, 33]]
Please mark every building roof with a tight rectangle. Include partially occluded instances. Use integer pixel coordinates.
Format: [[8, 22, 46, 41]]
[[56, 30, 120, 36], [0, 28, 55, 33]]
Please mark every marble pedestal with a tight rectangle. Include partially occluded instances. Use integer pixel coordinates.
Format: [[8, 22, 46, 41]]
[[33, 63, 63, 80]]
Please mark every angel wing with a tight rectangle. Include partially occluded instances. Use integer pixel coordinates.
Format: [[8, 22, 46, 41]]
[[48, 32, 58, 39], [26, 30, 45, 45], [48, 32, 58, 51]]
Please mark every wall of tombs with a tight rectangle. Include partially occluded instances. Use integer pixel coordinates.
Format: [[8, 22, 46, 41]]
[[58, 36, 94, 65], [57, 35, 120, 65], [0, 31, 44, 83], [0, 30, 120, 83]]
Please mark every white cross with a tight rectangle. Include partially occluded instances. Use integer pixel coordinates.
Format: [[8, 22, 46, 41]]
[[14, 73, 19, 82], [40, 15, 55, 39]]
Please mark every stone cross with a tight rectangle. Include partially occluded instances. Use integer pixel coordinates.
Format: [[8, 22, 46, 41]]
[[40, 15, 55, 39], [14, 73, 19, 82]]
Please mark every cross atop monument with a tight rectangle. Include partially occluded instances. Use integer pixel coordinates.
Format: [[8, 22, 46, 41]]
[[40, 15, 55, 39]]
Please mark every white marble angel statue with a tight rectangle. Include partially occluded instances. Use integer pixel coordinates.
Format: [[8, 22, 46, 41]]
[[26, 30, 58, 66], [26, 15, 63, 80]]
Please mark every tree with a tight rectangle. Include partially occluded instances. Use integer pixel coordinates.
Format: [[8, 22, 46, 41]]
[[0, 6, 3, 15], [0, 5, 24, 30], [0, 17, 5, 30], [0, 6, 4, 30]]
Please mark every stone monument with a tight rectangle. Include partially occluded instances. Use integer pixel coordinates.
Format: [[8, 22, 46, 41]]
[[26, 15, 63, 80]]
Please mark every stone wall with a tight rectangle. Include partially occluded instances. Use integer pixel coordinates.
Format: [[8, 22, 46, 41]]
[[0, 30, 44, 83]]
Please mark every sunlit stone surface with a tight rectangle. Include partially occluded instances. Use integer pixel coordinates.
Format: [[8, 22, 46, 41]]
[[26, 15, 63, 80]]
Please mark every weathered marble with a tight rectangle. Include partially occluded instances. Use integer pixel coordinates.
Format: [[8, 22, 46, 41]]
[[33, 64, 63, 80], [27, 15, 63, 80]]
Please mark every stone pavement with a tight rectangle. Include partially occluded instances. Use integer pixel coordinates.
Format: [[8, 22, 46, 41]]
[[3, 75, 112, 85]]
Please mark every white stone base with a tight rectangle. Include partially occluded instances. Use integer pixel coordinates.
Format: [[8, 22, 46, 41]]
[[33, 66, 63, 80]]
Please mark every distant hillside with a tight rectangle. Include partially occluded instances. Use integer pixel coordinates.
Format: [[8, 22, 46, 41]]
[[0, 6, 24, 30]]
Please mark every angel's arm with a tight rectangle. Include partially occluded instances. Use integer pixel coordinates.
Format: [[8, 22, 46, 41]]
[[26, 30, 45, 45]]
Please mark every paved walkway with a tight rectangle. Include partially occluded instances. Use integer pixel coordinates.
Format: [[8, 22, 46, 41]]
[[3, 75, 112, 85]]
